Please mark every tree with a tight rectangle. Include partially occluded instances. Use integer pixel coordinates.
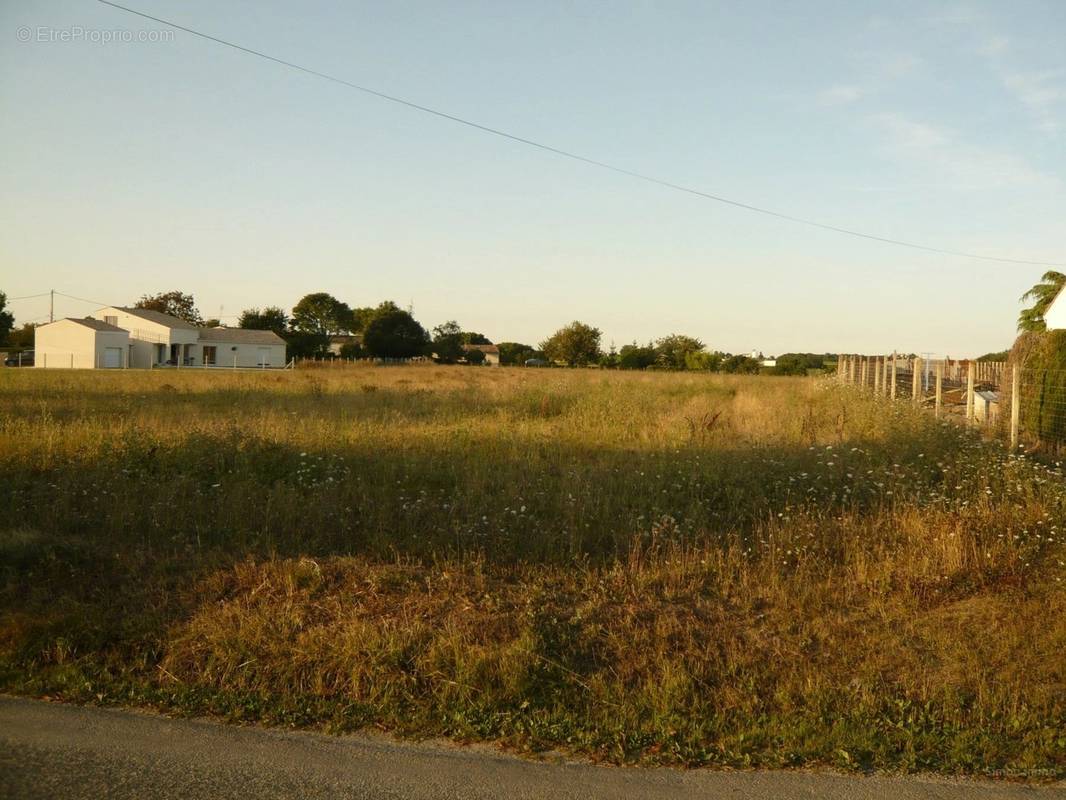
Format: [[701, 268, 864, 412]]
[[774, 353, 831, 376], [1019, 271, 1066, 332], [540, 321, 602, 366], [721, 354, 762, 374], [363, 304, 430, 359], [291, 293, 355, 337], [497, 342, 540, 366], [135, 291, 202, 324], [6, 321, 35, 349], [0, 292, 14, 344], [464, 348, 487, 365], [202, 318, 221, 328], [239, 306, 289, 334], [618, 342, 657, 370], [432, 320, 465, 364], [976, 350, 1009, 362], [461, 331, 492, 345], [654, 334, 706, 370], [684, 350, 722, 371]]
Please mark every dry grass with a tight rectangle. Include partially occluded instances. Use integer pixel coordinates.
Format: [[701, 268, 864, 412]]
[[0, 365, 1063, 776]]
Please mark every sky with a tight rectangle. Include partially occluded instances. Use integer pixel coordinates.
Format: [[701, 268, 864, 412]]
[[2, 0, 1064, 357]]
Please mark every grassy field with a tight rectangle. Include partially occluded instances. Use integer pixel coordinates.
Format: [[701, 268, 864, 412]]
[[0, 365, 1063, 777]]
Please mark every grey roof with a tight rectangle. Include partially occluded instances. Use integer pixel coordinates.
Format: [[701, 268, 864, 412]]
[[112, 306, 200, 330], [197, 327, 286, 345], [65, 317, 127, 333]]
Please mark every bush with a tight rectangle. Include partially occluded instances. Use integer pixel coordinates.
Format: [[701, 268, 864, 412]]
[[1006, 331, 1066, 448]]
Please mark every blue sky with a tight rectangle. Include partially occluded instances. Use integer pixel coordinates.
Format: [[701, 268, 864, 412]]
[[2, 0, 1064, 356]]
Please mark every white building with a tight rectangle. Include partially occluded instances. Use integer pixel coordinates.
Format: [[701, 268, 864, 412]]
[[34, 318, 130, 369], [92, 306, 200, 368], [1044, 286, 1066, 330], [34, 307, 287, 369], [197, 327, 288, 368]]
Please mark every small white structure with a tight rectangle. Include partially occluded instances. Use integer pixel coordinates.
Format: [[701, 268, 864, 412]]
[[1043, 286, 1066, 330], [463, 344, 500, 366], [974, 390, 999, 423], [34, 318, 130, 369], [198, 327, 287, 368]]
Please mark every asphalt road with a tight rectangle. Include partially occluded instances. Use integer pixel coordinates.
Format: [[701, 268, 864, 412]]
[[1, 696, 1062, 799]]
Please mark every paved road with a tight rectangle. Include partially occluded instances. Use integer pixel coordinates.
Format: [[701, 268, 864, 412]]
[[1, 696, 1062, 799]]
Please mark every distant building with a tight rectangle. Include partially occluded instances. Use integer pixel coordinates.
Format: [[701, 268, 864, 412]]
[[328, 334, 361, 356], [464, 344, 500, 366]]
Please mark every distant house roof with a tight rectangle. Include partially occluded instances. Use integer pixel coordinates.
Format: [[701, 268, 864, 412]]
[[64, 317, 127, 333], [464, 344, 499, 355], [198, 327, 286, 345], [111, 306, 200, 330]]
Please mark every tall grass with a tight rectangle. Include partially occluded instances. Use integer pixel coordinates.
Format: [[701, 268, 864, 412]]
[[0, 366, 1063, 776]]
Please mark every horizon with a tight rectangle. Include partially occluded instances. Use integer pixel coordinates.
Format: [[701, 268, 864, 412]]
[[3, 0, 1065, 357]]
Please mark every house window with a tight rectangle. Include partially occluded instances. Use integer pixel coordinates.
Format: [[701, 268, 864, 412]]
[[105, 315, 118, 326], [202, 345, 217, 366]]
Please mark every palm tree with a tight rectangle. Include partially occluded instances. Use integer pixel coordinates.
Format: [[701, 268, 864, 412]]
[[1018, 271, 1066, 332]]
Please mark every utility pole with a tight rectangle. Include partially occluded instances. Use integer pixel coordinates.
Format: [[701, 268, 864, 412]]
[[49, 289, 54, 323]]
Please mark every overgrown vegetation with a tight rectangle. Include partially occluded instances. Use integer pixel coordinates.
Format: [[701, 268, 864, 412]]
[[0, 366, 1063, 777]]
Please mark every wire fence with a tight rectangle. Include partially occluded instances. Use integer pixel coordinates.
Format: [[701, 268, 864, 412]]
[[836, 354, 1066, 455]]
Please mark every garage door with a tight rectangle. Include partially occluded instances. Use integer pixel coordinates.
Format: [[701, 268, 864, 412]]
[[257, 347, 270, 367], [103, 347, 122, 368]]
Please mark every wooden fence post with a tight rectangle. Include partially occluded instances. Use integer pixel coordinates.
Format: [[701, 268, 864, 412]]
[[912, 357, 922, 404], [966, 361, 975, 424], [860, 357, 868, 389], [1011, 365, 1020, 449], [890, 353, 897, 400], [935, 361, 943, 418], [873, 356, 882, 395]]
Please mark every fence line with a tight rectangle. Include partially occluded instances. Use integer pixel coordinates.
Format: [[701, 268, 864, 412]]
[[836, 354, 1023, 449]]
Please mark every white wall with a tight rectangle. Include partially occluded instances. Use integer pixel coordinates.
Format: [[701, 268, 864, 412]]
[[201, 340, 286, 368], [34, 321, 130, 369], [1046, 291, 1066, 330]]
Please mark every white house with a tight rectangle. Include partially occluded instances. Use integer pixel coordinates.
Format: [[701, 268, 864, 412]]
[[463, 344, 500, 366], [197, 327, 287, 367], [34, 318, 130, 369], [34, 306, 287, 369], [92, 306, 201, 368], [1044, 286, 1066, 330]]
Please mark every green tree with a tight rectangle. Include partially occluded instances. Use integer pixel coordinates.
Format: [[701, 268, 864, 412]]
[[976, 350, 1009, 362], [291, 293, 355, 354], [432, 320, 465, 364], [239, 306, 289, 334], [6, 321, 35, 349], [618, 342, 657, 370], [721, 354, 762, 374], [1019, 271, 1066, 332], [363, 305, 430, 359], [134, 291, 202, 324], [497, 342, 539, 365], [464, 348, 487, 366], [773, 353, 831, 376], [540, 321, 602, 366], [684, 350, 721, 371], [0, 292, 14, 344], [655, 334, 706, 370]]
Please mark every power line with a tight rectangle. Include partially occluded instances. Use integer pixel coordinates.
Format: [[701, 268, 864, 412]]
[[5, 292, 52, 302], [54, 291, 113, 307], [97, 0, 1064, 269]]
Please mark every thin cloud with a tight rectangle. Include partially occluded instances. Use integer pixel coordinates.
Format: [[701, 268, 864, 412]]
[[817, 85, 867, 106], [872, 112, 1059, 190]]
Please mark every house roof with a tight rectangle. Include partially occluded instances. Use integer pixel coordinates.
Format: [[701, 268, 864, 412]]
[[111, 306, 200, 330], [463, 344, 499, 354], [198, 327, 286, 345], [63, 317, 127, 333]]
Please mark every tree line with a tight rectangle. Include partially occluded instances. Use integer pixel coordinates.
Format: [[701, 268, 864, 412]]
[[0, 288, 834, 372]]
